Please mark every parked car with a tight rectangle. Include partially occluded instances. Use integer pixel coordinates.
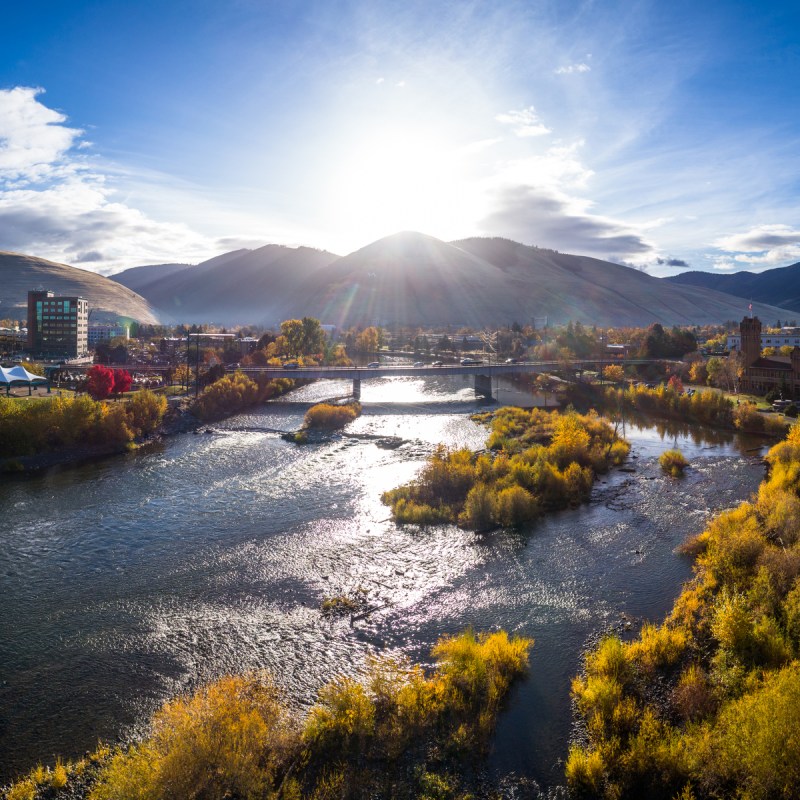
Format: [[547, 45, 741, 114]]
[[366, 361, 380, 368]]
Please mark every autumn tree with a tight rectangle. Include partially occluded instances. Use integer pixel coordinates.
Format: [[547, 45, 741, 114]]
[[281, 317, 326, 357], [602, 365, 625, 384], [112, 369, 132, 396], [86, 365, 114, 400]]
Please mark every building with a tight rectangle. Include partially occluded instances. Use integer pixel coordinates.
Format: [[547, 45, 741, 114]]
[[738, 316, 800, 395], [727, 327, 800, 351], [27, 290, 89, 358], [88, 323, 129, 349]]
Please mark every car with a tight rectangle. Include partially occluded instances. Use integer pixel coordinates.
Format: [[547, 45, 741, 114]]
[[505, 357, 519, 364], [413, 361, 425, 367], [366, 361, 380, 368], [460, 358, 482, 366], [432, 360, 443, 366], [283, 361, 299, 369]]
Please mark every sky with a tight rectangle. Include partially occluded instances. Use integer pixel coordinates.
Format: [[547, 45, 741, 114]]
[[1, 0, 799, 277]]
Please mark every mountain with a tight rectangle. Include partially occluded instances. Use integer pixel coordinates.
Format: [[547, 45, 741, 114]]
[[109, 232, 785, 328], [666, 262, 800, 316], [110, 262, 193, 295], [299, 233, 782, 328], [0, 251, 161, 324], [110, 245, 339, 324]]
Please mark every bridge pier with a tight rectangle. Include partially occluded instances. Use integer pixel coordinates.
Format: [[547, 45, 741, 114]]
[[474, 373, 493, 399], [353, 378, 361, 400]]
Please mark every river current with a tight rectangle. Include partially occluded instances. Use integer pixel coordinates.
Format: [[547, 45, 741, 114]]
[[0, 374, 768, 786]]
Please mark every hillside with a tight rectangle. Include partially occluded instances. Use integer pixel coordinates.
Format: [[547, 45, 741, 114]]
[[107, 232, 786, 328], [299, 233, 782, 328], [666, 262, 800, 316], [0, 251, 161, 324], [110, 262, 193, 294], [111, 245, 339, 324]]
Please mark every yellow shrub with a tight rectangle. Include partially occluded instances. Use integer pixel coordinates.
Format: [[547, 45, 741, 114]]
[[303, 402, 361, 430], [627, 623, 689, 673]]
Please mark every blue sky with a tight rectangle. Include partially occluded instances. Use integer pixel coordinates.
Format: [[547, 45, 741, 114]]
[[1, 0, 799, 276]]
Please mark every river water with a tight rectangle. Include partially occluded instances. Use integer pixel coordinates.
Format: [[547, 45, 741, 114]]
[[0, 374, 768, 786]]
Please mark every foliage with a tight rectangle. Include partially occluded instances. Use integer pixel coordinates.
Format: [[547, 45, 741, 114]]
[[280, 317, 326, 358], [48, 630, 532, 800], [659, 449, 688, 476], [303, 402, 361, 430], [192, 371, 294, 421], [602, 364, 625, 383], [86, 364, 115, 400], [383, 408, 629, 531], [0, 390, 168, 458], [566, 421, 800, 799], [112, 369, 132, 396]]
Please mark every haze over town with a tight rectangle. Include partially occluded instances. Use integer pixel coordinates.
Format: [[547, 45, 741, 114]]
[[2, 0, 799, 277]]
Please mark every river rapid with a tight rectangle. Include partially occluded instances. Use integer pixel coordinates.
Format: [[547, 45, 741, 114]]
[[0, 374, 769, 787]]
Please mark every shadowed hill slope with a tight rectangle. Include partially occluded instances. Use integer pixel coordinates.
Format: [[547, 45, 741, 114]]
[[110, 262, 193, 295], [667, 262, 800, 316], [0, 251, 161, 324]]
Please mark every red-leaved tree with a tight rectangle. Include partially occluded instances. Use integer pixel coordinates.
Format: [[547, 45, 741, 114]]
[[113, 369, 132, 396], [86, 365, 114, 400]]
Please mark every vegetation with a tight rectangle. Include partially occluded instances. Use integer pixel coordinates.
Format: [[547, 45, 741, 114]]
[[382, 408, 629, 530], [0, 390, 167, 459], [5, 630, 532, 800], [566, 421, 800, 799], [192, 371, 295, 421], [601, 382, 790, 437], [304, 401, 362, 430], [659, 449, 688, 476]]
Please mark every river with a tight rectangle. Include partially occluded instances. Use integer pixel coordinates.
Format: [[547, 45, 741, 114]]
[[0, 373, 768, 787]]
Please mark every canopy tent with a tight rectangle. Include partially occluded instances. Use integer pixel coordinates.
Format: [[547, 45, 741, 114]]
[[0, 365, 50, 395]]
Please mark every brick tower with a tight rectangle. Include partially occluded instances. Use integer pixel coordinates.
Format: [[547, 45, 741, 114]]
[[740, 316, 761, 367]]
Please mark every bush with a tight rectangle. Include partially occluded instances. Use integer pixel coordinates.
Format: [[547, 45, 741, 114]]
[[303, 402, 361, 430], [659, 449, 688, 476]]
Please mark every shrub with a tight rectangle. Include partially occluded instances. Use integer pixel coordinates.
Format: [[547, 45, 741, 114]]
[[659, 449, 688, 476], [303, 402, 361, 430]]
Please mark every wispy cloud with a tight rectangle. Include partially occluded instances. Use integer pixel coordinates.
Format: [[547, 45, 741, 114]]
[[554, 62, 591, 75], [495, 105, 551, 137], [713, 224, 800, 268]]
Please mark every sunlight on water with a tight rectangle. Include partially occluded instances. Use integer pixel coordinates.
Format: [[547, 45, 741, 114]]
[[0, 375, 768, 786]]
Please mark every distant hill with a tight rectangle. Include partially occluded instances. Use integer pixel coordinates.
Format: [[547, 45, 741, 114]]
[[666, 262, 800, 316], [0, 251, 161, 324], [110, 262, 193, 295], [107, 232, 785, 328], [110, 246, 339, 324], [299, 233, 781, 328]]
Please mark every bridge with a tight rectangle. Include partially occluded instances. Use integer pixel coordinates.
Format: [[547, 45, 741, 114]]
[[49, 358, 665, 399], [236, 359, 659, 399]]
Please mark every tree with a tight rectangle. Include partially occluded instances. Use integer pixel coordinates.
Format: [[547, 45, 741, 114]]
[[86, 365, 114, 400], [281, 317, 326, 357], [112, 369, 132, 396], [602, 365, 625, 384]]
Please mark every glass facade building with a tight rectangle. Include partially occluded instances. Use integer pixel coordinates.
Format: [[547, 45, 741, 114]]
[[27, 290, 89, 358]]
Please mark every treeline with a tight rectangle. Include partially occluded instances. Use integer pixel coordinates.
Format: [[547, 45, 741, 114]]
[[382, 408, 630, 531], [567, 423, 800, 799], [192, 372, 295, 421], [5, 630, 532, 800], [602, 383, 790, 436], [0, 391, 167, 459]]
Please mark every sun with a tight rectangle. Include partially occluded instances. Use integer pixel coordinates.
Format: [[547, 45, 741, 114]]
[[325, 126, 479, 246]]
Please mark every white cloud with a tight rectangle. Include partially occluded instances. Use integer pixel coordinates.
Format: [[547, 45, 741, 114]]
[[480, 183, 654, 260], [554, 62, 591, 75], [0, 87, 83, 180], [713, 224, 800, 269], [0, 86, 218, 273], [495, 105, 551, 137]]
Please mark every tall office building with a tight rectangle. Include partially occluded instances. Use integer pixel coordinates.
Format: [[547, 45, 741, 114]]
[[27, 290, 89, 358]]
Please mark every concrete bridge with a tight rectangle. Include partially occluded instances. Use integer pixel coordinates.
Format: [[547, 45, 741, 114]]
[[236, 359, 658, 399]]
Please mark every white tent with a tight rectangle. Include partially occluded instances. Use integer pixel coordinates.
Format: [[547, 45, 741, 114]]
[[0, 365, 50, 395]]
